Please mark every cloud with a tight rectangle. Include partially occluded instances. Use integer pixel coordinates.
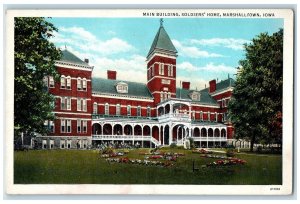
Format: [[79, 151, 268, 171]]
[[191, 38, 250, 50], [177, 62, 236, 74], [177, 76, 207, 90], [91, 54, 147, 83], [52, 26, 135, 56], [172, 40, 223, 58]]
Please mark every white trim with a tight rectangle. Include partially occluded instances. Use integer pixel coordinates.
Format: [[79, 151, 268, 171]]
[[147, 75, 175, 84], [54, 96, 92, 101], [55, 61, 93, 71], [146, 52, 177, 62], [191, 103, 220, 108], [54, 111, 92, 116], [217, 97, 231, 102], [92, 93, 153, 102], [210, 87, 233, 96], [56, 117, 92, 121]]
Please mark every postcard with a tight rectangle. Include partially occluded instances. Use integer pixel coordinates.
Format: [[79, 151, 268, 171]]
[[5, 8, 294, 195]]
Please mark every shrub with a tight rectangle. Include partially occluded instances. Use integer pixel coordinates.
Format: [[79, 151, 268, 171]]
[[170, 143, 177, 149], [101, 147, 115, 155], [226, 149, 235, 157]]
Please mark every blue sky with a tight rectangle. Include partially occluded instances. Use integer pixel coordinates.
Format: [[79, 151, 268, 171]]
[[49, 17, 283, 90]]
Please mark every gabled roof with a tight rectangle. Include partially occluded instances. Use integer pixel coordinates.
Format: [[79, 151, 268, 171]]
[[147, 24, 177, 58], [92, 78, 153, 99], [60, 49, 89, 66], [176, 88, 218, 105]]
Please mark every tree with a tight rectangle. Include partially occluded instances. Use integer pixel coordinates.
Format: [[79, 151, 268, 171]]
[[228, 29, 283, 152], [14, 17, 61, 137]]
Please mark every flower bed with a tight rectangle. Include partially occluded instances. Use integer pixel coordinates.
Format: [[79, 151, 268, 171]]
[[192, 149, 212, 154], [106, 157, 174, 167], [206, 158, 247, 167]]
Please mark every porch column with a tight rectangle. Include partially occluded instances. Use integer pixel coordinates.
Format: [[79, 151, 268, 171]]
[[213, 128, 215, 148], [169, 124, 172, 145], [162, 126, 165, 145], [206, 128, 208, 148]]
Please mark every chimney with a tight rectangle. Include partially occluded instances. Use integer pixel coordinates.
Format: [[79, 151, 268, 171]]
[[84, 58, 89, 64], [107, 70, 117, 80], [182, 81, 190, 90], [209, 79, 216, 93]]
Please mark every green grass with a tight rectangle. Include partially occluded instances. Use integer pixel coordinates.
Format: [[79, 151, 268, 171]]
[[14, 148, 282, 185]]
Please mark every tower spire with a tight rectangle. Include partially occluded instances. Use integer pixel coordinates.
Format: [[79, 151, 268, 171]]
[[160, 18, 164, 27]]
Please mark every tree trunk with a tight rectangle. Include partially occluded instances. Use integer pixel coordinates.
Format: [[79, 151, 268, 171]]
[[250, 141, 254, 152]]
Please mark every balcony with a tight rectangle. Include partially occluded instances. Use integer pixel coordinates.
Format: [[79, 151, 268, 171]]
[[158, 113, 191, 122]]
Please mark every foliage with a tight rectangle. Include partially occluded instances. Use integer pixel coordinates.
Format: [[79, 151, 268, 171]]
[[228, 29, 283, 151], [101, 147, 115, 155], [188, 137, 195, 149], [14, 17, 61, 135], [226, 149, 235, 158], [170, 143, 177, 149]]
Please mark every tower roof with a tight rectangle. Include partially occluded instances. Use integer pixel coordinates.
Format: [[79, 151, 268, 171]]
[[61, 49, 89, 66], [147, 20, 177, 58]]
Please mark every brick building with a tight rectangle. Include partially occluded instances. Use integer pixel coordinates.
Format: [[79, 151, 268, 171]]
[[38, 21, 236, 149]]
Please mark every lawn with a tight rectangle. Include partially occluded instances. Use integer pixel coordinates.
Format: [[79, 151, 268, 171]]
[[14, 148, 282, 185]]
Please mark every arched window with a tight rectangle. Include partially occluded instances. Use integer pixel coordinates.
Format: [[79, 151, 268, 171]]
[[127, 105, 131, 116], [49, 76, 54, 88], [82, 78, 87, 91], [116, 104, 121, 115], [66, 76, 71, 89], [105, 103, 109, 115], [160, 92, 164, 102], [77, 77, 82, 90], [93, 102, 98, 114], [147, 106, 151, 117], [137, 106, 141, 117], [60, 75, 65, 89]]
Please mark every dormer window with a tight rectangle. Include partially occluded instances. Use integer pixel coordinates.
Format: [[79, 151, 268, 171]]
[[116, 82, 128, 94], [189, 91, 201, 101]]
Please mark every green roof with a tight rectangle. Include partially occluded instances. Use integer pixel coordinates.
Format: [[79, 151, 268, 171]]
[[147, 25, 177, 57], [61, 49, 89, 66], [92, 78, 153, 98], [216, 78, 235, 91], [176, 88, 218, 105]]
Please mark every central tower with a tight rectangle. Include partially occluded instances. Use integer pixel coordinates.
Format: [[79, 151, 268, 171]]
[[146, 19, 178, 105]]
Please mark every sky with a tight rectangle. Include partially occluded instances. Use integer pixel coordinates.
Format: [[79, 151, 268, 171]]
[[49, 17, 283, 90]]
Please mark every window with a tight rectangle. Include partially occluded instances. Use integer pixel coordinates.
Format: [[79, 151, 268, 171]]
[[67, 120, 71, 133], [43, 76, 48, 87], [77, 98, 87, 112], [152, 65, 154, 76], [137, 106, 141, 117], [215, 112, 218, 122], [77, 119, 81, 133], [66, 98, 71, 110], [60, 140, 65, 149], [77, 99, 81, 111], [168, 65, 173, 76], [192, 111, 195, 120], [61, 97, 66, 110], [223, 113, 227, 121], [160, 92, 164, 102], [168, 92, 171, 99], [83, 99, 87, 112], [82, 78, 87, 91], [93, 102, 98, 114], [164, 92, 167, 101], [200, 111, 203, 121], [49, 121, 54, 133], [127, 105, 131, 116], [49, 76, 54, 88], [159, 63, 164, 75], [116, 104, 121, 116], [61, 119, 65, 133], [60, 75, 65, 88], [116, 82, 128, 93], [147, 106, 151, 117], [77, 78, 82, 90], [83, 120, 87, 133], [208, 112, 211, 121], [66, 76, 71, 89], [105, 103, 109, 115]]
